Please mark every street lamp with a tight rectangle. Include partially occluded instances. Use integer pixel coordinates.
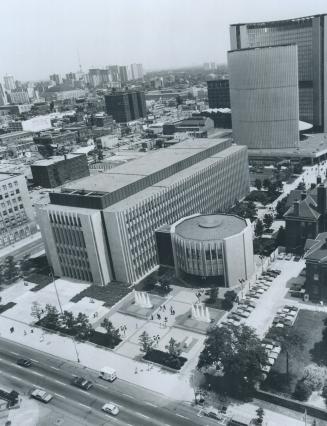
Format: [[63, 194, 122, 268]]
[[259, 255, 265, 273], [49, 268, 80, 363]]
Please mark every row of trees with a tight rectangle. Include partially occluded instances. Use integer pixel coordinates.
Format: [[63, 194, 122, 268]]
[[254, 178, 283, 193], [228, 200, 257, 222], [32, 302, 121, 346]]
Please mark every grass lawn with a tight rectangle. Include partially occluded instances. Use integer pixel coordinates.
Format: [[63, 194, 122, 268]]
[[205, 298, 227, 311], [70, 281, 131, 307], [263, 309, 327, 396]]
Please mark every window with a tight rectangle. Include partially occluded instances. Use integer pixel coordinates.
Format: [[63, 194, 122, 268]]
[[314, 273, 319, 281], [19, 204, 23, 209], [14, 181, 18, 187], [15, 189, 20, 194], [8, 183, 12, 189], [2, 185, 6, 191]]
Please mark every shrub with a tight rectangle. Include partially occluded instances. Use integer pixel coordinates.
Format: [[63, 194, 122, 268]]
[[293, 379, 312, 401], [144, 349, 187, 370]]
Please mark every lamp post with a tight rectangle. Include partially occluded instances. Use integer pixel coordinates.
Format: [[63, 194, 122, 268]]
[[49, 268, 80, 363]]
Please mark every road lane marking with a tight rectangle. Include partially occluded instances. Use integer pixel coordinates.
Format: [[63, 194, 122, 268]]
[[136, 413, 150, 419], [78, 402, 90, 409], [32, 372, 44, 377], [97, 384, 107, 389], [54, 393, 66, 399], [30, 359, 39, 363], [9, 351, 19, 356], [145, 402, 158, 408], [176, 414, 190, 420], [10, 375, 22, 381], [122, 393, 135, 399], [50, 366, 60, 371], [54, 380, 67, 385]]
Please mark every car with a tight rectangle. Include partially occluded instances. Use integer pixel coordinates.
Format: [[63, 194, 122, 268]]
[[285, 253, 293, 261], [294, 255, 301, 262], [236, 310, 250, 318], [264, 277, 274, 282], [31, 389, 53, 403], [269, 269, 281, 274], [202, 406, 223, 420], [102, 402, 119, 416], [277, 253, 285, 260], [17, 358, 32, 368], [71, 376, 93, 390]]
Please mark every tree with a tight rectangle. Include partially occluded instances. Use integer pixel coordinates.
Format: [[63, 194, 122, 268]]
[[293, 379, 312, 401], [262, 179, 271, 191], [275, 226, 286, 247], [19, 254, 32, 275], [31, 301, 43, 322], [60, 310, 75, 329], [297, 181, 306, 191], [165, 337, 181, 358], [74, 312, 93, 341], [101, 318, 121, 346], [263, 213, 274, 230], [197, 324, 267, 397], [275, 180, 283, 192], [222, 290, 237, 310], [302, 364, 327, 392], [254, 179, 262, 191], [254, 219, 264, 238], [208, 287, 218, 304], [3, 256, 18, 283], [43, 304, 60, 329], [266, 325, 304, 379], [139, 331, 153, 354], [158, 278, 171, 295], [253, 407, 265, 425], [276, 198, 288, 219]]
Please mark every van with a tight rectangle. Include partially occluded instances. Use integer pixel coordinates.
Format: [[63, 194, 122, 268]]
[[99, 367, 117, 382]]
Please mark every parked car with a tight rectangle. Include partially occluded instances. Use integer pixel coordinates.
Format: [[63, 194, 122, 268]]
[[102, 402, 120, 416], [71, 376, 93, 390], [31, 389, 53, 403], [268, 269, 281, 274], [294, 255, 301, 262], [277, 253, 285, 260], [285, 253, 293, 261], [264, 277, 273, 282], [202, 406, 224, 420], [17, 358, 32, 368]]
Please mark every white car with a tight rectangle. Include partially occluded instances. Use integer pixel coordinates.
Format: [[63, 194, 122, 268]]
[[285, 253, 293, 261], [31, 389, 53, 403], [277, 253, 285, 260], [102, 402, 120, 416]]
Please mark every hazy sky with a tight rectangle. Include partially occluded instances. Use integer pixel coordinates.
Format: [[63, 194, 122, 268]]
[[1, 0, 327, 81]]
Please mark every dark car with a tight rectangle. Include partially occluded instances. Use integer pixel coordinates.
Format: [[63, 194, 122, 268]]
[[17, 358, 32, 367], [294, 256, 301, 262], [71, 376, 93, 390]]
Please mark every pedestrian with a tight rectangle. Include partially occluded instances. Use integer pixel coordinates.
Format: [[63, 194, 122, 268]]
[[30, 329, 34, 333], [164, 316, 168, 322], [172, 309, 175, 315], [157, 313, 161, 320], [24, 330, 27, 336], [135, 367, 138, 374], [150, 314, 153, 320], [163, 304, 166, 311], [159, 306, 162, 311]]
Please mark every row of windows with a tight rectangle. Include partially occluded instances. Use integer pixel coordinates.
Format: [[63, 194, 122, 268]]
[[0, 189, 20, 200], [49, 213, 82, 227], [0, 181, 19, 192]]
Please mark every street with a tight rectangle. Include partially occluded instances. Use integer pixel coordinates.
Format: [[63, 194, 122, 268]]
[[0, 336, 219, 426]]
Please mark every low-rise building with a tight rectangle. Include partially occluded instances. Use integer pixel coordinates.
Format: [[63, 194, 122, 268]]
[[304, 232, 327, 301], [156, 213, 254, 287], [31, 154, 89, 188]]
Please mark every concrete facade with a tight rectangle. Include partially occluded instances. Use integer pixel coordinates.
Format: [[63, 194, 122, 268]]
[[228, 44, 300, 149], [168, 214, 254, 287], [38, 137, 250, 285]]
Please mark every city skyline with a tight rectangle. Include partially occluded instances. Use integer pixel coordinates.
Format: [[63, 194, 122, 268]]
[[1, 0, 327, 81]]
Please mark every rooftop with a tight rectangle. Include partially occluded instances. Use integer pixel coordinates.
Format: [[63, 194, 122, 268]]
[[248, 133, 327, 159], [0, 172, 21, 182], [32, 154, 83, 167], [63, 138, 230, 194], [230, 14, 326, 27], [174, 214, 247, 241]]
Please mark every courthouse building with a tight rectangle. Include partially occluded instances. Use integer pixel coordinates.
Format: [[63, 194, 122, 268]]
[[37, 137, 250, 286]]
